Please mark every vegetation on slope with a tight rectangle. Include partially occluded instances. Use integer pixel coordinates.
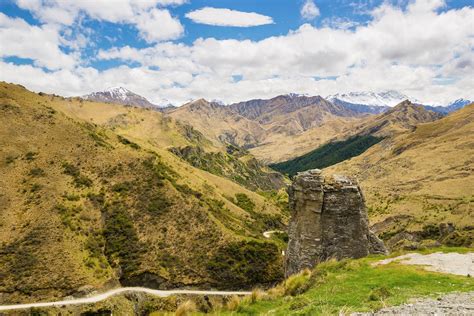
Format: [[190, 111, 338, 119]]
[[0, 82, 286, 303], [271, 135, 383, 176], [169, 145, 285, 191], [327, 103, 474, 250]]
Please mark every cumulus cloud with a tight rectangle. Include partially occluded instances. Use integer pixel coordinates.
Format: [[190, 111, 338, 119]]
[[15, 0, 184, 42], [0, 13, 76, 70], [135, 9, 184, 42], [185, 7, 274, 27], [301, 0, 320, 21], [2, 0, 473, 105]]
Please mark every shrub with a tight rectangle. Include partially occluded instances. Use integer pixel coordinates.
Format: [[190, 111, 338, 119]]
[[234, 193, 255, 212], [30, 183, 42, 192], [5, 155, 17, 164], [74, 175, 93, 188], [25, 151, 38, 161], [368, 286, 392, 301], [29, 168, 45, 177], [111, 181, 132, 193], [62, 162, 80, 177], [103, 204, 143, 277], [118, 135, 140, 150], [207, 240, 283, 287]]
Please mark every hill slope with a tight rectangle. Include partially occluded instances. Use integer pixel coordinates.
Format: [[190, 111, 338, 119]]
[[0, 83, 287, 304], [169, 96, 364, 163], [272, 101, 441, 175], [326, 103, 474, 248]]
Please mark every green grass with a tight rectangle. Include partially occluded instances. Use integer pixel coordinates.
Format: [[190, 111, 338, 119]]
[[271, 135, 383, 176], [215, 252, 474, 315]]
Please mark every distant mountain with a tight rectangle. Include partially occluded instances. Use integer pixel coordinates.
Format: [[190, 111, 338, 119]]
[[327, 90, 416, 108], [424, 99, 472, 114], [82, 87, 159, 109], [329, 98, 389, 115], [229, 94, 360, 127], [167, 95, 364, 163]]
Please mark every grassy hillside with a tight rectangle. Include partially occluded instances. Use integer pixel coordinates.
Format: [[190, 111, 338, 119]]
[[214, 249, 474, 315], [170, 145, 285, 190], [271, 135, 384, 176], [0, 83, 287, 304], [271, 100, 441, 175], [326, 104, 474, 249]]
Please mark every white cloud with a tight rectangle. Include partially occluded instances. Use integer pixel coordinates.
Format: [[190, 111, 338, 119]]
[[135, 9, 184, 42], [0, 13, 76, 70], [185, 7, 274, 27], [2, 0, 473, 105], [301, 0, 320, 21], [15, 0, 185, 42]]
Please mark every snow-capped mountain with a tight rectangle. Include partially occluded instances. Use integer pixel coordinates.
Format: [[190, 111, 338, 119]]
[[424, 98, 472, 114], [82, 87, 158, 109], [326, 90, 416, 108]]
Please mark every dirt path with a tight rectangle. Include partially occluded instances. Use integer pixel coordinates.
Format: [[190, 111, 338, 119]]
[[0, 287, 251, 312], [375, 252, 474, 276]]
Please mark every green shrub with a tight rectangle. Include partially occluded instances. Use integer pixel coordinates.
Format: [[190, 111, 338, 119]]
[[29, 167, 45, 177], [234, 193, 255, 212], [118, 135, 140, 150], [207, 240, 283, 287], [62, 162, 80, 177], [103, 204, 143, 277], [368, 286, 392, 301], [74, 175, 93, 188], [25, 151, 38, 161], [111, 181, 132, 193]]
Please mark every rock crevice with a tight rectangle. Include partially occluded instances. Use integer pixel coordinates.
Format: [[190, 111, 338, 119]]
[[286, 169, 387, 276]]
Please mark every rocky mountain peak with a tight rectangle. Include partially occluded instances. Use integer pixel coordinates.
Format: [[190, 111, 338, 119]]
[[82, 87, 157, 108]]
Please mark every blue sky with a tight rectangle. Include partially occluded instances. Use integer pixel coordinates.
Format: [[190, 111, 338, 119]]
[[0, 0, 473, 105]]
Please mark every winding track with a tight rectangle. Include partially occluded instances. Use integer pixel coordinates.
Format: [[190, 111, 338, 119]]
[[0, 287, 252, 312]]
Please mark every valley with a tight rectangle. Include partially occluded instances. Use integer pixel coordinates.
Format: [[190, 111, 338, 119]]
[[0, 82, 472, 315]]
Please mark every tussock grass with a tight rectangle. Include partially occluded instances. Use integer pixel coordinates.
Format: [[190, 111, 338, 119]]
[[175, 300, 197, 316], [216, 249, 474, 315]]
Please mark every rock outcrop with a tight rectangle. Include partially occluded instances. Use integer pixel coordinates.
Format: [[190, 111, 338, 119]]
[[285, 169, 387, 276]]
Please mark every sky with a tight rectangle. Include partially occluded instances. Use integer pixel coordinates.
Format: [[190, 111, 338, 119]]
[[0, 0, 473, 106]]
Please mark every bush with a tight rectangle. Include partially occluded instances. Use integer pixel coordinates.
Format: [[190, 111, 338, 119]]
[[207, 240, 283, 287], [29, 167, 45, 177], [62, 162, 80, 177], [103, 204, 143, 277], [74, 175, 93, 188], [25, 151, 38, 161], [118, 135, 140, 150], [234, 193, 255, 212], [368, 286, 392, 301]]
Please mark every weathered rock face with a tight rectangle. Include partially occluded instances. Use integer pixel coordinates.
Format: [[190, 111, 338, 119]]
[[285, 169, 387, 276]]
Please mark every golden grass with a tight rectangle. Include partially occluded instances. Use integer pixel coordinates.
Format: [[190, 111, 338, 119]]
[[175, 300, 197, 316]]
